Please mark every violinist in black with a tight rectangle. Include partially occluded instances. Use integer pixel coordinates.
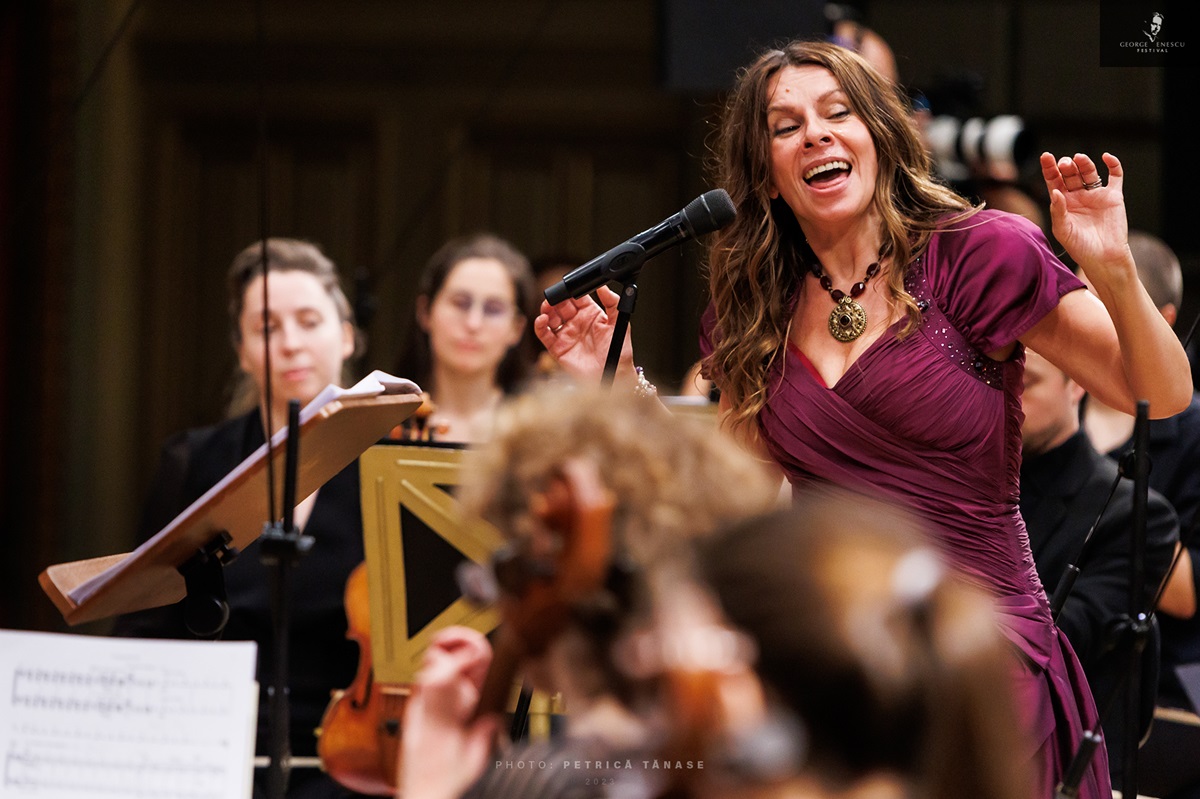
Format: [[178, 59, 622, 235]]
[[113, 238, 370, 799]]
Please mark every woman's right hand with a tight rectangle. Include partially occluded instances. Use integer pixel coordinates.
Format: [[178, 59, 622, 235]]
[[534, 286, 635, 383]]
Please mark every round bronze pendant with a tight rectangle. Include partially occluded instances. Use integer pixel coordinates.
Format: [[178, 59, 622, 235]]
[[828, 297, 867, 342]]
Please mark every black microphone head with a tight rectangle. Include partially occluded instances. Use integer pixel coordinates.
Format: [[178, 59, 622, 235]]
[[683, 189, 737, 236]]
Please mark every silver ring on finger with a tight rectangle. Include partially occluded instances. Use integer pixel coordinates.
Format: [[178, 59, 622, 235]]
[[1082, 179, 1103, 190]]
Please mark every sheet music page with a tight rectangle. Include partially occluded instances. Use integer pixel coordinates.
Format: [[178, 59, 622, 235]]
[[0, 630, 257, 799]]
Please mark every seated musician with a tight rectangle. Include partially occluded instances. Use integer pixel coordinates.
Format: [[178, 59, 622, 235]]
[[392, 233, 537, 444], [112, 238, 373, 799], [395, 384, 781, 799], [694, 493, 1035, 799]]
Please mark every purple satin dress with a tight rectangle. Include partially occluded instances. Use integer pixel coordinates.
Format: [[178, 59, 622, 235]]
[[704, 210, 1111, 798]]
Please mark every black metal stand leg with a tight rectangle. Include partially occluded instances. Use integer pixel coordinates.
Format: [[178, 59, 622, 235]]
[[1056, 614, 1151, 798], [259, 399, 313, 799], [1056, 401, 1152, 798], [602, 281, 639, 388], [510, 686, 534, 742]]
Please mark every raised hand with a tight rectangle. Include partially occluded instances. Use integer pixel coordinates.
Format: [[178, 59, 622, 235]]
[[534, 285, 635, 384], [1033, 150, 1193, 420], [1039, 151, 1132, 275]]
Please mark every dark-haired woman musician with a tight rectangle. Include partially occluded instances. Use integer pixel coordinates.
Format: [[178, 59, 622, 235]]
[[114, 238, 371, 799]]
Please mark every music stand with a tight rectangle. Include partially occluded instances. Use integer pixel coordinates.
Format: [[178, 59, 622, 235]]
[[39, 392, 423, 626], [318, 443, 507, 794], [357, 443, 504, 684]]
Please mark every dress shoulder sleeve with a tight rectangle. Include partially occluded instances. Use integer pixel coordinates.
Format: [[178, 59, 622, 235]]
[[927, 210, 1085, 354]]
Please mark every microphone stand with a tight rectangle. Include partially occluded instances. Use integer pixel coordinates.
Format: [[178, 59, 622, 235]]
[[602, 277, 642, 388], [510, 263, 647, 743], [1056, 400, 1151, 799], [511, 272, 643, 739], [260, 399, 315, 799], [504, 261, 647, 741]]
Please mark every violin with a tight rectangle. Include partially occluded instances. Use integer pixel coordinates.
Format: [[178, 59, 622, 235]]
[[316, 396, 444, 794], [472, 458, 616, 720], [316, 562, 407, 796], [389, 393, 447, 442], [647, 577, 754, 799], [471, 462, 763, 799]]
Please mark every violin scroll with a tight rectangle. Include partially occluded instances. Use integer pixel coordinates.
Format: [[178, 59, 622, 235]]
[[473, 458, 616, 719]]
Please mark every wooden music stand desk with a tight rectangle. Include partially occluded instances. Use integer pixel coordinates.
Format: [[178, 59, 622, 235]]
[[40, 393, 423, 626]]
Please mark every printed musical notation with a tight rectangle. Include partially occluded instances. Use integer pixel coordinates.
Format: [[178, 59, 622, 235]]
[[0, 629, 257, 799]]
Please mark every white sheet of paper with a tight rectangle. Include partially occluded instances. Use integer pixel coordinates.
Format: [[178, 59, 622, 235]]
[[0, 629, 258, 799]]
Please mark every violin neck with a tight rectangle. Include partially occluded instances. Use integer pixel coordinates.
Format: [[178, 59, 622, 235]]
[[474, 629, 526, 722]]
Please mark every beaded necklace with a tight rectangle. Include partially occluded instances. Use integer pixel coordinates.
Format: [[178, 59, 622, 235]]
[[808, 259, 881, 342]]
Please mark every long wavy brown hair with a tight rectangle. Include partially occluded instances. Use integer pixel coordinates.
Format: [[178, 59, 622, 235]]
[[706, 40, 977, 434]]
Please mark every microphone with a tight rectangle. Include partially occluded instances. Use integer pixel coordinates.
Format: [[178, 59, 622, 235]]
[[544, 189, 736, 305]]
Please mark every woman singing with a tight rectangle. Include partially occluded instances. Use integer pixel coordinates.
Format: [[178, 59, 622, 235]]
[[536, 40, 1192, 797]]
